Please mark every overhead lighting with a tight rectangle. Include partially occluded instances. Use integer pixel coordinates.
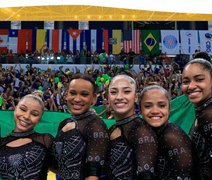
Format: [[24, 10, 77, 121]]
[[1, 0, 212, 14]]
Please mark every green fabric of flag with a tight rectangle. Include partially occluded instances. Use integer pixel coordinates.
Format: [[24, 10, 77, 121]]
[[169, 95, 195, 134], [0, 95, 195, 137], [141, 30, 160, 55], [0, 110, 115, 138]]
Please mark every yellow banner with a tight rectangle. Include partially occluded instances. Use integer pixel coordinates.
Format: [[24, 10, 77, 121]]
[[112, 30, 122, 54], [36, 29, 46, 51]]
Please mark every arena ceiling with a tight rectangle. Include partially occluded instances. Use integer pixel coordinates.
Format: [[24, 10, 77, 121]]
[[0, 0, 212, 21]]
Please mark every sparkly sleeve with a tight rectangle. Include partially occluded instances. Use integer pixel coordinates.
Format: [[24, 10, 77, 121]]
[[33, 133, 54, 149], [42, 134, 57, 172], [84, 117, 109, 177], [33, 133, 56, 169], [161, 124, 194, 179], [194, 107, 212, 179], [198, 108, 212, 154], [130, 122, 158, 179]]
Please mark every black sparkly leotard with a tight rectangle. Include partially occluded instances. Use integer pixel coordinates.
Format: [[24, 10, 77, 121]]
[[52, 110, 109, 180], [154, 123, 194, 180], [109, 114, 158, 180], [0, 130, 53, 180], [189, 97, 212, 180]]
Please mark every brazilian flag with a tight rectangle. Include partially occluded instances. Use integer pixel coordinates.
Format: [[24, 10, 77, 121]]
[[169, 95, 195, 134], [0, 95, 195, 137], [141, 30, 160, 55], [0, 110, 115, 138]]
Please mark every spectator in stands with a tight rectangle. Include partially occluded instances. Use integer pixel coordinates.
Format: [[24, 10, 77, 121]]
[[99, 49, 108, 64], [108, 74, 157, 179], [119, 48, 127, 64], [0, 94, 53, 179], [92, 51, 100, 64], [0, 51, 7, 63], [139, 85, 195, 179], [74, 50, 81, 64], [57, 51, 66, 64], [86, 50, 92, 64], [66, 50, 74, 64], [128, 48, 135, 67], [138, 50, 146, 65], [0, 52, 184, 111], [52, 73, 109, 180], [181, 58, 212, 179], [1, 86, 15, 110], [108, 52, 115, 64], [7, 49, 15, 64]]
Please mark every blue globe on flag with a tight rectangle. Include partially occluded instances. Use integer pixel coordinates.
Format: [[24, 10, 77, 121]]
[[146, 37, 155, 46]]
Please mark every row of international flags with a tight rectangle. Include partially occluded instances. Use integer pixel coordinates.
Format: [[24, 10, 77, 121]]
[[0, 29, 211, 55], [0, 29, 141, 54]]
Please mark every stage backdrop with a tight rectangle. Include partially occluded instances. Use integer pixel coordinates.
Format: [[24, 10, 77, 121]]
[[0, 95, 195, 137]]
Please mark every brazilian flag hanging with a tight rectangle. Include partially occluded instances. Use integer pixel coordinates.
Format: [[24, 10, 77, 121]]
[[170, 95, 195, 134], [0, 95, 195, 137], [141, 30, 160, 55]]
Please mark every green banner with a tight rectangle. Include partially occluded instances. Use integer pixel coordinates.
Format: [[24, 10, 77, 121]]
[[170, 95, 195, 134], [0, 95, 195, 137], [141, 30, 160, 55], [0, 110, 115, 137]]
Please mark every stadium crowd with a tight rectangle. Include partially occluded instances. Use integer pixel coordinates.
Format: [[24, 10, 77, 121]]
[[0, 48, 209, 117], [0, 47, 212, 179]]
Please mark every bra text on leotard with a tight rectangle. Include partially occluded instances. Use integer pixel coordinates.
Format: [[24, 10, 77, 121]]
[[168, 147, 186, 156], [93, 132, 109, 138], [138, 136, 156, 144], [203, 123, 212, 133]]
